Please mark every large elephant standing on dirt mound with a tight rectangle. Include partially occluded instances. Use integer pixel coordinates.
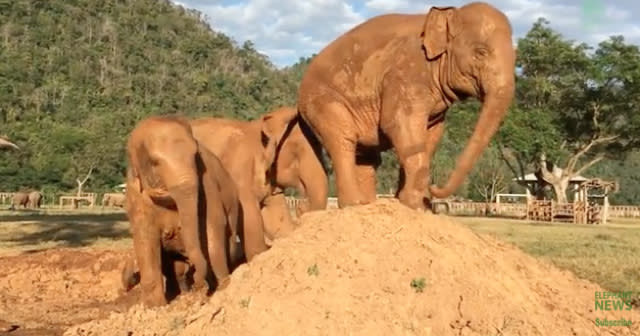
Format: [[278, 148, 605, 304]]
[[125, 115, 252, 307], [27, 191, 42, 209], [189, 106, 329, 241], [297, 2, 516, 211]]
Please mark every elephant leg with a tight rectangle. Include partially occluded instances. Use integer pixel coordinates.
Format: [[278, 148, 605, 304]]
[[204, 201, 231, 290], [261, 192, 296, 240], [173, 258, 191, 292], [238, 192, 269, 262], [355, 149, 381, 203], [226, 200, 243, 270], [308, 104, 364, 208], [423, 120, 445, 203], [162, 251, 183, 300], [382, 109, 431, 211], [131, 212, 166, 307], [295, 200, 310, 218]]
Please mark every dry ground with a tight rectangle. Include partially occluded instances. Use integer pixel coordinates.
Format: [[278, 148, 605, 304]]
[[0, 200, 638, 335]]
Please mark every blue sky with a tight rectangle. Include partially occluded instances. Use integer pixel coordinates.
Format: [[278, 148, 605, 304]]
[[172, 0, 640, 68]]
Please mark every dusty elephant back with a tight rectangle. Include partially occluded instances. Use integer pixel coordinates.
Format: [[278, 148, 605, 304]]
[[299, 14, 425, 101]]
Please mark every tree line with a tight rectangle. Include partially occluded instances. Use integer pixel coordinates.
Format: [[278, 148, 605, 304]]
[[1, 1, 639, 204]]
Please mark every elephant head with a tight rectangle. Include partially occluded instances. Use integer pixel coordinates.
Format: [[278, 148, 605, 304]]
[[0, 137, 19, 150], [422, 3, 516, 198], [257, 106, 299, 170], [270, 109, 329, 212]]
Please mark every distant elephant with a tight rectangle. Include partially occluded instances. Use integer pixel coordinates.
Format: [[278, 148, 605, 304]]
[[189, 106, 328, 241], [297, 2, 516, 211], [102, 192, 126, 208], [9, 192, 29, 210], [27, 191, 42, 209], [125, 115, 248, 307]]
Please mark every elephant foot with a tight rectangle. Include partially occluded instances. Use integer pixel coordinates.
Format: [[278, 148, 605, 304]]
[[142, 291, 168, 308], [397, 189, 428, 211], [337, 198, 371, 209]]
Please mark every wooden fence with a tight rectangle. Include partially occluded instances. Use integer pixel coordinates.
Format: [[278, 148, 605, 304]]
[[285, 196, 640, 219]]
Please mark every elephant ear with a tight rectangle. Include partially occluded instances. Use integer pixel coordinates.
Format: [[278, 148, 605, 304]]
[[259, 107, 298, 167], [422, 6, 460, 60]]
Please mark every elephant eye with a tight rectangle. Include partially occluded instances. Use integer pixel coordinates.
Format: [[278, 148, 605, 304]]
[[475, 47, 489, 57]]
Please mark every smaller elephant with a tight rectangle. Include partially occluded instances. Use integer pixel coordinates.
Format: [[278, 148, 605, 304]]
[[190, 106, 328, 242], [102, 192, 126, 208], [125, 115, 247, 307], [9, 192, 29, 210], [28, 191, 42, 209], [121, 248, 194, 300]]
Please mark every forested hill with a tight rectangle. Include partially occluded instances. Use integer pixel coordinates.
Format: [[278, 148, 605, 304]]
[[0, 0, 300, 195], [1, 1, 640, 205]]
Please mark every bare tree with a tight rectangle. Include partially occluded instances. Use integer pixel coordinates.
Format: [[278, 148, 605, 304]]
[[535, 104, 619, 203], [470, 147, 509, 203], [76, 165, 94, 197]]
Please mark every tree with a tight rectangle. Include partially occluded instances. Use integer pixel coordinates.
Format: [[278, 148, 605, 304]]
[[0, 0, 302, 195], [469, 146, 509, 203], [498, 18, 640, 203]]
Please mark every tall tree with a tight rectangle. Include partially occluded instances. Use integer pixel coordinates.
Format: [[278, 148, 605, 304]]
[[498, 18, 640, 202]]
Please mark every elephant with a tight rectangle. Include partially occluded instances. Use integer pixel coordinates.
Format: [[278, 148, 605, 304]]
[[125, 115, 249, 307], [297, 2, 516, 211], [189, 106, 328, 241], [9, 192, 29, 210], [121, 251, 192, 300], [102, 192, 126, 208], [27, 191, 42, 209]]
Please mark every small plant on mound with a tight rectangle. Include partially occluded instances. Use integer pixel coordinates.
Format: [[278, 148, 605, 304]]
[[307, 264, 319, 276], [410, 277, 426, 293]]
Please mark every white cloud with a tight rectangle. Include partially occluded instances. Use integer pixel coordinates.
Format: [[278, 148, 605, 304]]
[[173, 0, 640, 68], [365, 0, 411, 12]]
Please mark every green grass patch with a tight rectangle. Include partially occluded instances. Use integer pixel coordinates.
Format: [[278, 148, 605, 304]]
[[458, 216, 640, 295]]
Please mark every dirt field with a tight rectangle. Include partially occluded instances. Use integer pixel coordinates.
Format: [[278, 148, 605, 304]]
[[1, 199, 639, 335]]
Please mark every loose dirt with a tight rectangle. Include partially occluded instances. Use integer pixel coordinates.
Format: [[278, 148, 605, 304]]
[[2, 199, 639, 335]]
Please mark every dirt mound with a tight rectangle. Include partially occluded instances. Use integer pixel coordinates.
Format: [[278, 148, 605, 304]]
[[64, 199, 639, 336], [0, 248, 137, 335]]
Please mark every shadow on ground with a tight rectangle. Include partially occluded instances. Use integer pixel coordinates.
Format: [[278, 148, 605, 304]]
[[0, 213, 130, 249]]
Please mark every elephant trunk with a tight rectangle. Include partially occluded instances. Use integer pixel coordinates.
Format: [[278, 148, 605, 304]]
[[166, 171, 201, 256], [0, 138, 18, 150], [430, 75, 515, 199]]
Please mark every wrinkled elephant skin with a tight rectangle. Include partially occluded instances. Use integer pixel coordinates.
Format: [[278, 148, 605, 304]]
[[297, 2, 516, 211], [125, 115, 243, 307], [189, 106, 328, 242]]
